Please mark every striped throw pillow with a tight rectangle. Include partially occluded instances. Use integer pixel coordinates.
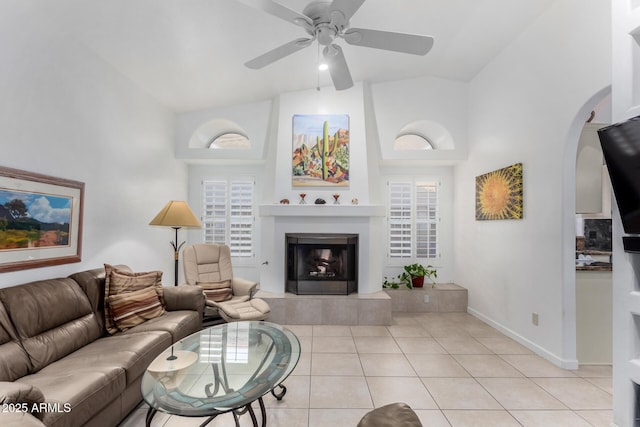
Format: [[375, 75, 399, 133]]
[[198, 280, 233, 302], [104, 264, 165, 335], [107, 286, 165, 332]]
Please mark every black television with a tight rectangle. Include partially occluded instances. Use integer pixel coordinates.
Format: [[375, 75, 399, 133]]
[[597, 115, 640, 252]]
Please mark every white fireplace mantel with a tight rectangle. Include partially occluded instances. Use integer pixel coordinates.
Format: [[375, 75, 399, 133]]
[[259, 204, 385, 218], [258, 203, 385, 295]]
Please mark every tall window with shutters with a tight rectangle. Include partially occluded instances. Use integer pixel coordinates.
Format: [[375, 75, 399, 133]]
[[202, 178, 255, 258], [387, 180, 439, 260]]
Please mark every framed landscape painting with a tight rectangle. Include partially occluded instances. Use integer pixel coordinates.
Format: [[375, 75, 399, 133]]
[[0, 166, 84, 272], [292, 114, 350, 187], [475, 163, 523, 220]]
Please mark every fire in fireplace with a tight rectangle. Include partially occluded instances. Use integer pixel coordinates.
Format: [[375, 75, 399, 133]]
[[286, 233, 358, 295]]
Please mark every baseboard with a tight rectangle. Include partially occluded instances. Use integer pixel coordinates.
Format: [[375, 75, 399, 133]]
[[467, 307, 579, 370]]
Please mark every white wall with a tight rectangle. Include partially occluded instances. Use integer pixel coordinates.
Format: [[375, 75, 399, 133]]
[[0, 2, 187, 287], [370, 75, 469, 163], [454, 0, 611, 367], [184, 80, 462, 293], [175, 100, 273, 162], [609, 0, 640, 424]]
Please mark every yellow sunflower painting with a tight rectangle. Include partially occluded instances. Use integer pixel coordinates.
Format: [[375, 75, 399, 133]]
[[475, 163, 523, 220]]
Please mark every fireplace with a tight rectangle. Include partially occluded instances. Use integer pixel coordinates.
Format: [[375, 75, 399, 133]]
[[286, 233, 358, 295]]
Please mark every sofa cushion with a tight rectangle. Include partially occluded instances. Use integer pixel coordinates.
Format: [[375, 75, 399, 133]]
[[0, 278, 101, 372], [121, 310, 201, 343], [0, 301, 31, 382], [35, 331, 170, 385], [68, 267, 111, 333], [19, 365, 125, 427], [107, 286, 165, 332], [104, 264, 165, 335]]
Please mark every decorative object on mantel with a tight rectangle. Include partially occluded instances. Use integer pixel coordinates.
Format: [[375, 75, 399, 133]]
[[314, 198, 326, 205], [333, 194, 340, 204], [475, 162, 523, 220], [351, 198, 358, 205], [299, 193, 307, 204], [279, 198, 290, 204], [0, 166, 84, 272], [383, 263, 437, 289], [292, 114, 350, 188], [149, 200, 201, 286]]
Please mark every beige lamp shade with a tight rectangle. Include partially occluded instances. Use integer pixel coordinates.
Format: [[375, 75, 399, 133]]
[[149, 201, 201, 228]]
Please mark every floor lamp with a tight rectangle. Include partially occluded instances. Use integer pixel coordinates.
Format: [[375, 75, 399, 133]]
[[149, 201, 201, 286]]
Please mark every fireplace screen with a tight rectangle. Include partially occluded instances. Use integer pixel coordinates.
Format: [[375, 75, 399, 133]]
[[286, 234, 358, 295]]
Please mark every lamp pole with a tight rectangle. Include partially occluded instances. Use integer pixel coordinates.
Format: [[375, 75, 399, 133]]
[[170, 226, 186, 287]]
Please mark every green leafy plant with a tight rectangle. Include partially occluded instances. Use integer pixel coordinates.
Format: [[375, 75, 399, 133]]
[[382, 263, 437, 289]]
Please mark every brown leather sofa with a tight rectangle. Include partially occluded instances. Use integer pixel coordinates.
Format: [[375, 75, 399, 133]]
[[0, 266, 204, 427]]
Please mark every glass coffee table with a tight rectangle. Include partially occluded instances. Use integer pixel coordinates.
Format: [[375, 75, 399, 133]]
[[141, 321, 301, 427]]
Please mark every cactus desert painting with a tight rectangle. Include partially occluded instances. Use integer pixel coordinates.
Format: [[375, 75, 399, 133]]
[[292, 114, 349, 187]]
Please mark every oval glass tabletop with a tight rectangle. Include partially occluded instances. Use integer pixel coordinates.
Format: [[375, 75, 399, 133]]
[[141, 321, 301, 418]]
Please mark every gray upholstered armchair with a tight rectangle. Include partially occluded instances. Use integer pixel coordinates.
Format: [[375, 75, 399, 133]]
[[182, 243, 270, 322]]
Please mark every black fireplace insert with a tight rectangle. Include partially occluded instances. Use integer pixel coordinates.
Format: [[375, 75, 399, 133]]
[[286, 233, 358, 295]]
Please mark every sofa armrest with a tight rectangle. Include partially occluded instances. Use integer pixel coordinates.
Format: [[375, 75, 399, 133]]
[[0, 412, 46, 427], [0, 382, 45, 421], [163, 285, 205, 318], [231, 277, 258, 298]]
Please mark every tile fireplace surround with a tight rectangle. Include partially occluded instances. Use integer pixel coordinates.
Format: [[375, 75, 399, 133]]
[[257, 204, 468, 325], [258, 204, 390, 325], [258, 204, 385, 296]]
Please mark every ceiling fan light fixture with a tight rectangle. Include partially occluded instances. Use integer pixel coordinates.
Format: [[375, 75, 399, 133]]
[[241, 0, 434, 91]]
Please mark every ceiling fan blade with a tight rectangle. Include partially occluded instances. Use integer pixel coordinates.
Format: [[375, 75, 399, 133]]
[[245, 38, 314, 69], [343, 28, 434, 55], [235, 0, 313, 29], [323, 44, 354, 91], [330, 0, 366, 22]]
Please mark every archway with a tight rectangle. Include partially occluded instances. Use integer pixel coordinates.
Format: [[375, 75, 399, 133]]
[[561, 85, 611, 367]]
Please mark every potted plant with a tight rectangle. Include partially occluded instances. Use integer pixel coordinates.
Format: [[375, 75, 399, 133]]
[[383, 263, 437, 289]]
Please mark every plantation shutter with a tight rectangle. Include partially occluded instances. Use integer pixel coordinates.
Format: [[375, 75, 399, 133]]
[[202, 178, 255, 257], [388, 180, 439, 259], [229, 180, 254, 257], [388, 182, 413, 258], [203, 180, 227, 244], [415, 182, 438, 258]]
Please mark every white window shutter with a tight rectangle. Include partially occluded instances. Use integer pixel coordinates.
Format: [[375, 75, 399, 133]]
[[388, 182, 413, 258], [202, 179, 255, 258], [202, 180, 227, 244], [229, 180, 254, 257], [415, 182, 438, 258], [388, 180, 438, 260]]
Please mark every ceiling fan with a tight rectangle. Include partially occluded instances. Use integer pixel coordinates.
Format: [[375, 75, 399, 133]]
[[237, 0, 434, 90]]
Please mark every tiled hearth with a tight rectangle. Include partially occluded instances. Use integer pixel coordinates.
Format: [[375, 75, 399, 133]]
[[385, 284, 468, 313], [256, 284, 468, 325], [256, 291, 392, 325]]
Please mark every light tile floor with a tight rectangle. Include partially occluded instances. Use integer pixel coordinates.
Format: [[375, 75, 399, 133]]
[[119, 312, 612, 427]]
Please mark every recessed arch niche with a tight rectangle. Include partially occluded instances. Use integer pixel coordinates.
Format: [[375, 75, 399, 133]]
[[189, 118, 250, 150], [393, 120, 454, 151]]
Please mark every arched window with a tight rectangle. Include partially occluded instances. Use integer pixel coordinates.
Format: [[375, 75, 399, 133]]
[[189, 119, 250, 150], [393, 120, 454, 151]]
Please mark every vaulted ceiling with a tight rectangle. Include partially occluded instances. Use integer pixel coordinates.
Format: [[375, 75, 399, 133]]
[[33, 0, 556, 112]]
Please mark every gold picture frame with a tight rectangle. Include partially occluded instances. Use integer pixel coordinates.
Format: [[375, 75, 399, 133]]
[[0, 166, 84, 272]]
